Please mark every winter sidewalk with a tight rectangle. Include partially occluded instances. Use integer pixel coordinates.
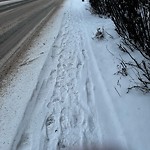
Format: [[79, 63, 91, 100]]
[[0, 0, 150, 149]]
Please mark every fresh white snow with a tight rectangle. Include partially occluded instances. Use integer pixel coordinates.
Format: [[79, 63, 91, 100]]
[[0, 0, 150, 150]]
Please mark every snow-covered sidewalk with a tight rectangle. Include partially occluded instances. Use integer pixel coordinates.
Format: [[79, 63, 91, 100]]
[[0, 0, 150, 150]]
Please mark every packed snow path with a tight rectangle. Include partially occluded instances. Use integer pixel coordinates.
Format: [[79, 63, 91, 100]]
[[12, 0, 128, 148], [1, 0, 150, 149], [13, 4, 101, 150], [12, 1, 103, 149]]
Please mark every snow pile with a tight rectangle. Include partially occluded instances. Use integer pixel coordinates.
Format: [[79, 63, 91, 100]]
[[0, 0, 150, 150]]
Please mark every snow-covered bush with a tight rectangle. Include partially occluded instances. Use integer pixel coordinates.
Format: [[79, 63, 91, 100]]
[[89, 0, 150, 92], [89, 0, 108, 16], [89, 0, 150, 58]]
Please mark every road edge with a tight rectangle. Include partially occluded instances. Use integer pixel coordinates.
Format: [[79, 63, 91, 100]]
[[0, 1, 63, 81]]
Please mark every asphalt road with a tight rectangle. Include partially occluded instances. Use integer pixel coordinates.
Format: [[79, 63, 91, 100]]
[[0, 0, 62, 66]]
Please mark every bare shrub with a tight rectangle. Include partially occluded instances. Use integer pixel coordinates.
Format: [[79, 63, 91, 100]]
[[89, 0, 150, 93], [94, 28, 105, 40]]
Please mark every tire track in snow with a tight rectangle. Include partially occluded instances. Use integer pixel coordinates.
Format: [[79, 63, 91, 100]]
[[77, 1, 129, 149]]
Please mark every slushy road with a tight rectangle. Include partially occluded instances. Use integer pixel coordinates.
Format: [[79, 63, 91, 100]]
[[0, 0, 62, 64]]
